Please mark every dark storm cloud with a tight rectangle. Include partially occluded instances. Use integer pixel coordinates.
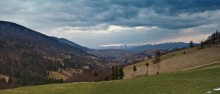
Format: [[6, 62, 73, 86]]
[[92, 0, 220, 29], [1, 0, 219, 29], [69, 0, 220, 29], [109, 0, 220, 29], [111, 0, 220, 14]]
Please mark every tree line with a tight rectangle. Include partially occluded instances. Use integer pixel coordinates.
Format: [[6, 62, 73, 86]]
[[111, 66, 124, 80]]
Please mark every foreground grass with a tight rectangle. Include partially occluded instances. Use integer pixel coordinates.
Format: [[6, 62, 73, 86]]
[[1, 68, 220, 94]]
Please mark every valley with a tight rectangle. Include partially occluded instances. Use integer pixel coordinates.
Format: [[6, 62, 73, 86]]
[[0, 21, 219, 94], [1, 1, 220, 93]]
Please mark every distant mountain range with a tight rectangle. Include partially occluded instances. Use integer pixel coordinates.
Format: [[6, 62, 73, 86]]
[[99, 42, 193, 51]]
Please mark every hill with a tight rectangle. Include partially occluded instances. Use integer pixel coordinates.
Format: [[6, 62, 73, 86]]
[[0, 21, 113, 88], [124, 45, 220, 78], [0, 67, 219, 94], [54, 38, 90, 51], [123, 31, 220, 78]]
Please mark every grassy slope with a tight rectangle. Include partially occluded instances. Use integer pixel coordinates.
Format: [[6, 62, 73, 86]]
[[124, 46, 220, 78], [0, 67, 220, 94]]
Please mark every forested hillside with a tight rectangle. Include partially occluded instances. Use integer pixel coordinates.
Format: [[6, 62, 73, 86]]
[[0, 21, 114, 89]]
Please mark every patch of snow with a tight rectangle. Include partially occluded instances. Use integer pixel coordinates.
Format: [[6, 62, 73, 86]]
[[100, 43, 142, 48], [205, 91, 212, 93], [214, 87, 220, 91]]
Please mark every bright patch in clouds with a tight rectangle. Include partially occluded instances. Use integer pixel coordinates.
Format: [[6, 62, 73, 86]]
[[155, 34, 210, 44]]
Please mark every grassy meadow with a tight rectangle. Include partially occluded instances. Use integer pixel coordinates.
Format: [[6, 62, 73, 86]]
[[0, 67, 220, 94]]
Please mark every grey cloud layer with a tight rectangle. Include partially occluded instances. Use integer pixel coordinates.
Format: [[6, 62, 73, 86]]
[[0, 0, 220, 47], [2, 0, 220, 28]]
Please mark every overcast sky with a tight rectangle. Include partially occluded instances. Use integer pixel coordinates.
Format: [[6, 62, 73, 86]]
[[1, 0, 220, 48]]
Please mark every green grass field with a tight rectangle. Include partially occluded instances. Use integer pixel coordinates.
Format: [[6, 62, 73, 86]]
[[1, 67, 220, 94]]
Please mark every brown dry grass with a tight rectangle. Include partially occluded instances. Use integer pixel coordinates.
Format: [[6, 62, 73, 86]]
[[124, 45, 220, 79], [48, 68, 84, 80], [48, 71, 68, 80], [0, 74, 9, 82]]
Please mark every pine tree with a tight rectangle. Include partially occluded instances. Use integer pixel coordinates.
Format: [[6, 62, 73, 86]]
[[133, 65, 137, 77], [115, 66, 119, 79], [153, 50, 161, 64], [111, 66, 115, 80], [0, 78, 6, 84], [190, 41, 194, 48], [118, 67, 124, 79], [8, 77, 14, 84], [145, 62, 149, 76], [156, 50, 161, 57], [105, 76, 109, 81], [217, 30, 220, 44], [153, 50, 161, 75], [93, 70, 98, 78], [200, 41, 204, 49]]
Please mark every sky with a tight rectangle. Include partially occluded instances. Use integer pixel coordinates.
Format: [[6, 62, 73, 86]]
[[1, 0, 220, 48]]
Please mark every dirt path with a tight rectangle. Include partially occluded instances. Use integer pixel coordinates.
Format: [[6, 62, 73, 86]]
[[181, 61, 220, 71]]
